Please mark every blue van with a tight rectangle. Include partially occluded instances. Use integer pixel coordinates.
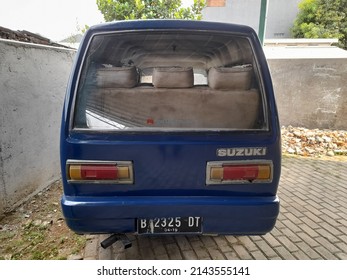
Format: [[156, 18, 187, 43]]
[[60, 20, 281, 237]]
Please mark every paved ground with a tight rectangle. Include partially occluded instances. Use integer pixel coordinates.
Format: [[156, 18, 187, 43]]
[[83, 156, 347, 260]]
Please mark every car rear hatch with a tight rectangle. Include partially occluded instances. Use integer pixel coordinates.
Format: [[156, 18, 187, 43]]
[[61, 20, 281, 199]]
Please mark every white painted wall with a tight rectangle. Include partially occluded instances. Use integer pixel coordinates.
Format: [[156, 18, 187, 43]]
[[266, 0, 301, 38], [203, 0, 260, 31], [0, 39, 75, 214], [202, 0, 301, 38]]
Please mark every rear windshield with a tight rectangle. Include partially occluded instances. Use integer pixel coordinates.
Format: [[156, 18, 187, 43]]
[[73, 31, 267, 131]]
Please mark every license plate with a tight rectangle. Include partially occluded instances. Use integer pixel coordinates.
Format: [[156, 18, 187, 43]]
[[137, 217, 202, 234]]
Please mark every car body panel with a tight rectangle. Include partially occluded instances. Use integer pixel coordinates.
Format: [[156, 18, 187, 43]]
[[60, 20, 281, 235]]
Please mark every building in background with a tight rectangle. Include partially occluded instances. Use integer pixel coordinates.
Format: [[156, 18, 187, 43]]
[[202, 0, 301, 38]]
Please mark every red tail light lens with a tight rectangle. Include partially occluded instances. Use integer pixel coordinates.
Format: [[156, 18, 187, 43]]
[[207, 161, 272, 185], [67, 161, 133, 184], [72, 165, 118, 180]]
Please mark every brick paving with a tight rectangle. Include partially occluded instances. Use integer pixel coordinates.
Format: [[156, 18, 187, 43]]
[[83, 156, 347, 260]]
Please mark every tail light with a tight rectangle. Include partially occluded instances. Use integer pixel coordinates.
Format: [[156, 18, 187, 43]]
[[206, 161, 272, 185], [67, 160, 133, 184]]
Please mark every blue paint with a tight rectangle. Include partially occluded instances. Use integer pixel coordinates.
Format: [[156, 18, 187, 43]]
[[60, 20, 281, 235]]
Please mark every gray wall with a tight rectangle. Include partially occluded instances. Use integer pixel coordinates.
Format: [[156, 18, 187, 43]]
[[202, 0, 301, 38], [0, 39, 75, 215], [268, 57, 347, 129]]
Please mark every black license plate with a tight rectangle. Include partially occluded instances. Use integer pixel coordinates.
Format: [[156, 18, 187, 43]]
[[137, 217, 202, 234]]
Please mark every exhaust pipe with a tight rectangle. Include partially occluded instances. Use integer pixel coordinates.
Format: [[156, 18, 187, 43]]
[[100, 234, 132, 249]]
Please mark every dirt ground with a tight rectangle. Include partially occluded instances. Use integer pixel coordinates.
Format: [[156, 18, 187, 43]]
[[0, 181, 86, 260]]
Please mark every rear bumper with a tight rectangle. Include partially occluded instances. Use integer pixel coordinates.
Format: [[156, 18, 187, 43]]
[[61, 195, 280, 235]]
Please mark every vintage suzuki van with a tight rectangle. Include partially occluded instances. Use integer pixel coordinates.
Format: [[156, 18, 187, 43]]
[[60, 20, 281, 238]]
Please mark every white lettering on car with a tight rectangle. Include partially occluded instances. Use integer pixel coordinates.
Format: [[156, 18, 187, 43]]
[[217, 148, 267, 157]]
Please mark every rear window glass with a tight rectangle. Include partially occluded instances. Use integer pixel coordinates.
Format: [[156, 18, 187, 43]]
[[73, 31, 267, 131]]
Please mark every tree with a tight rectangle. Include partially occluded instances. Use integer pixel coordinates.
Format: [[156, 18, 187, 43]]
[[292, 0, 347, 49], [96, 0, 205, 21]]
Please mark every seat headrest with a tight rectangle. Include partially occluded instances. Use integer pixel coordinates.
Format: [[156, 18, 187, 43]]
[[96, 66, 138, 88], [208, 65, 252, 90], [152, 67, 194, 88]]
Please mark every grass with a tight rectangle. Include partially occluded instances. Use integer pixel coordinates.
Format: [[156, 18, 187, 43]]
[[0, 181, 87, 260]]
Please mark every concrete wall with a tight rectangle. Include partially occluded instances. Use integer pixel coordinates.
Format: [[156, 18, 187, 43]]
[[268, 56, 347, 130], [202, 0, 346, 129], [0, 39, 75, 215], [202, 0, 301, 38]]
